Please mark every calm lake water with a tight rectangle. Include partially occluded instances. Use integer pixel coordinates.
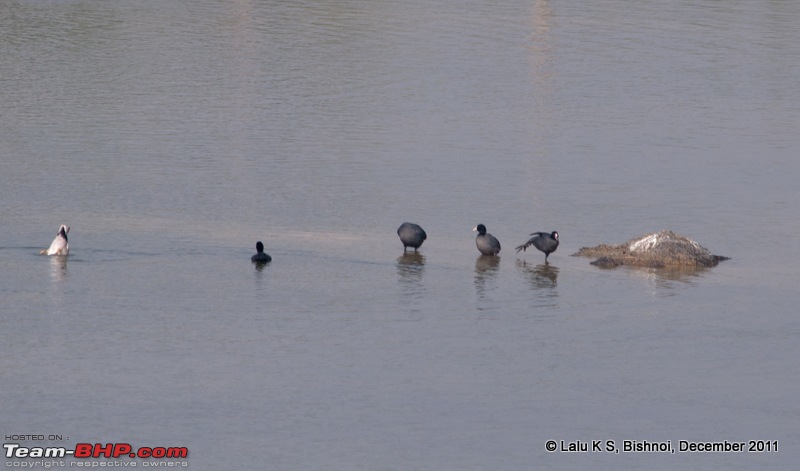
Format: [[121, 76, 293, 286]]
[[2, 0, 799, 469]]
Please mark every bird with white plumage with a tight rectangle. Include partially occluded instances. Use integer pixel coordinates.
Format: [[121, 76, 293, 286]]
[[40, 224, 70, 256]]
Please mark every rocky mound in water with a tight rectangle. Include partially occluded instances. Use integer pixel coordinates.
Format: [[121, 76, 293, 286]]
[[573, 230, 729, 268]]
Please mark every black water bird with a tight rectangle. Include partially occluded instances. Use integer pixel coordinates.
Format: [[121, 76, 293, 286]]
[[397, 222, 427, 252], [251, 241, 272, 263], [473, 224, 501, 256], [515, 231, 559, 262]]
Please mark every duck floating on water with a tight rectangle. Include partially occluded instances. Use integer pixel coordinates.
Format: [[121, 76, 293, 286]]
[[41, 224, 69, 256], [251, 241, 272, 263]]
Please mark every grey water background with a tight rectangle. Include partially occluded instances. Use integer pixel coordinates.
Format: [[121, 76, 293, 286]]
[[2, 0, 799, 469]]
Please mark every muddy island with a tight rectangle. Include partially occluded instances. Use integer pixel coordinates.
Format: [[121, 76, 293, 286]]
[[573, 230, 729, 268]]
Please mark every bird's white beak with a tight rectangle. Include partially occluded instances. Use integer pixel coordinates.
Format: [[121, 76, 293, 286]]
[[472, 226, 478, 232]]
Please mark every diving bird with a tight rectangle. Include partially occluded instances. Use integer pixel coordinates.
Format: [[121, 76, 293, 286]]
[[473, 224, 501, 256], [397, 222, 427, 252], [516, 231, 559, 262], [251, 241, 272, 263], [40, 224, 69, 256]]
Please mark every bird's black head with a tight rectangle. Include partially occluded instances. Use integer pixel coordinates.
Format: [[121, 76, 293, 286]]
[[256, 241, 264, 253], [473, 224, 487, 235]]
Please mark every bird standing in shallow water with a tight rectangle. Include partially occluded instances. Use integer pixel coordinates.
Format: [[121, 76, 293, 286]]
[[473, 224, 501, 256], [516, 231, 559, 262], [397, 222, 427, 252], [41, 224, 69, 256], [251, 241, 272, 263]]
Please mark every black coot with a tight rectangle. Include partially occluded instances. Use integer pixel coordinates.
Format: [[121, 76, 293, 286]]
[[473, 224, 501, 256], [397, 222, 427, 252], [515, 231, 559, 262], [251, 241, 272, 263]]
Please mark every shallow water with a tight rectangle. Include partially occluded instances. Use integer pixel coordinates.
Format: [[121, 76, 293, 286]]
[[2, 0, 799, 469]]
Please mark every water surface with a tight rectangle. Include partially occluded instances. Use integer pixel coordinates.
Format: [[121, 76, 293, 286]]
[[2, 1, 798, 469]]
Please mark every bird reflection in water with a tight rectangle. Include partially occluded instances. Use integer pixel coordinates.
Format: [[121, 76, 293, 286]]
[[518, 260, 558, 287], [49, 255, 69, 282], [473, 255, 500, 300], [396, 252, 426, 299], [517, 260, 559, 308], [253, 260, 269, 273], [46, 255, 69, 310], [475, 254, 500, 274]]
